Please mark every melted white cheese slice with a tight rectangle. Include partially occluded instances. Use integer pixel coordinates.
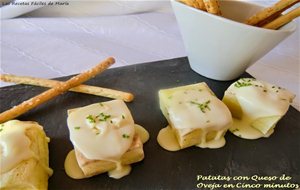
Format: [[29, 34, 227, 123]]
[[0, 120, 35, 174], [67, 100, 135, 161], [225, 78, 295, 139], [158, 83, 232, 149], [160, 83, 232, 135]]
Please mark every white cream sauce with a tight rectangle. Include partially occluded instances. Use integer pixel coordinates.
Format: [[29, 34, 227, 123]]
[[158, 126, 227, 150], [64, 150, 86, 179], [108, 163, 131, 179], [134, 124, 149, 144], [157, 126, 181, 151], [226, 78, 295, 139], [230, 118, 274, 140]]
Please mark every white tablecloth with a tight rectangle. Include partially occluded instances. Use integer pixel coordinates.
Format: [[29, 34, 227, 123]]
[[1, 1, 299, 110]]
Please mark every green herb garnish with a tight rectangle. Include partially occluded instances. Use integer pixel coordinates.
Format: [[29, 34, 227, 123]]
[[234, 80, 252, 88], [190, 100, 211, 113], [122, 115, 125, 119], [97, 112, 111, 121], [99, 103, 104, 107], [74, 126, 81, 130], [122, 134, 130, 139], [86, 115, 96, 123]]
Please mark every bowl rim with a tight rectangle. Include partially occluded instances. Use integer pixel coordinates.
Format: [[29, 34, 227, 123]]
[[171, 0, 297, 34]]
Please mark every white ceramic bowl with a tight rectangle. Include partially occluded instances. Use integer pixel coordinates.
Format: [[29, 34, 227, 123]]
[[171, 0, 297, 81]]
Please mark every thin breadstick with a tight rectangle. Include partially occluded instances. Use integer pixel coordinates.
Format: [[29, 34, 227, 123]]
[[203, 0, 222, 15], [194, 0, 206, 11], [0, 57, 115, 123], [255, 1, 298, 27], [245, 0, 300, 26], [0, 74, 134, 102], [263, 7, 300, 30], [180, 0, 206, 11]]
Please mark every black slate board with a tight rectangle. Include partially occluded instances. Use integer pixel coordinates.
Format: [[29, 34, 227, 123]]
[[0, 57, 299, 190]]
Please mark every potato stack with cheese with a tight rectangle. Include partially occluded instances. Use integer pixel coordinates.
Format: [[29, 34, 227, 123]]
[[223, 78, 295, 139], [65, 100, 149, 179], [157, 83, 232, 151], [0, 120, 53, 190]]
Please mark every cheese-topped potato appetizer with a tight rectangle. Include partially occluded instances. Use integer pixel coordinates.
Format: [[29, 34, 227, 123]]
[[0, 120, 53, 190], [65, 100, 149, 179], [157, 83, 232, 151], [223, 78, 295, 139]]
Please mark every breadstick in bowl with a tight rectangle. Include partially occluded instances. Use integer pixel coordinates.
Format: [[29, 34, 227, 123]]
[[0, 57, 115, 123], [180, 0, 206, 11], [203, 0, 222, 15], [263, 7, 300, 30], [245, 0, 300, 26], [0, 74, 134, 102]]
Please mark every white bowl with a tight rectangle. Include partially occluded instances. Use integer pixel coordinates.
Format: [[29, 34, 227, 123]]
[[171, 0, 297, 81]]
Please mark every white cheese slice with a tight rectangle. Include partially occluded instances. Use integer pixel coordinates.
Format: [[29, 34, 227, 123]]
[[224, 78, 295, 139], [67, 100, 135, 161], [158, 83, 232, 149]]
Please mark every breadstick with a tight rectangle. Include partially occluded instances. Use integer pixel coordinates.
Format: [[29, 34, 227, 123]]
[[0, 74, 134, 102], [194, 0, 206, 11], [245, 0, 300, 26], [180, 0, 206, 11], [203, 0, 222, 15], [0, 57, 115, 123], [263, 7, 300, 30]]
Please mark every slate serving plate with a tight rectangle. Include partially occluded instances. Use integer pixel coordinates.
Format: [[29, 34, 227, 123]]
[[0, 57, 299, 190]]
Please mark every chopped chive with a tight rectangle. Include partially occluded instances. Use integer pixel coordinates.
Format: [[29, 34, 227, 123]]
[[190, 100, 211, 113], [122, 134, 130, 139], [97, 112, 111, 121], [122, 115, 125, 119], [86, 115, 96, 123], [99, 103, 104, 107], [74, 126, 81, 130], [234, 79, 252, 88]]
